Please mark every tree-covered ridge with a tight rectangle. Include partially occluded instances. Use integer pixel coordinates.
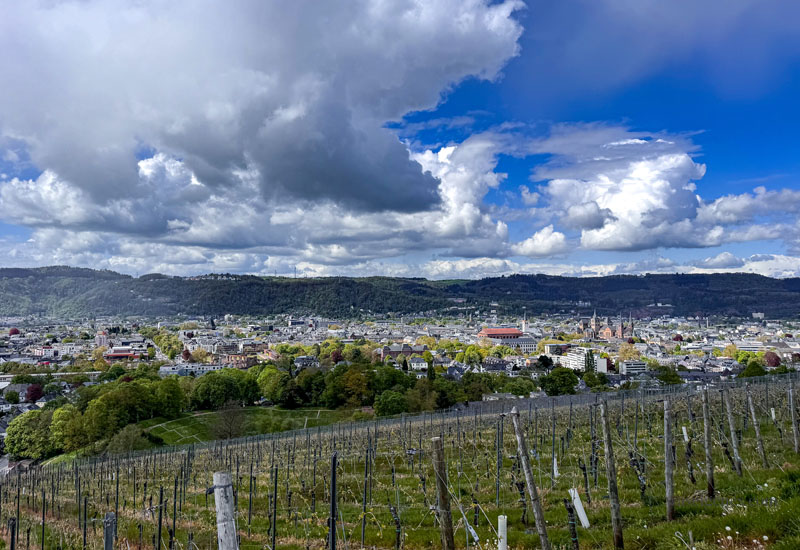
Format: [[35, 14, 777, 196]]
[[0, 266, 798, 317]]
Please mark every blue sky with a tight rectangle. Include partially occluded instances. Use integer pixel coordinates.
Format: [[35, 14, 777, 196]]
[[2, 1, 800, 278]]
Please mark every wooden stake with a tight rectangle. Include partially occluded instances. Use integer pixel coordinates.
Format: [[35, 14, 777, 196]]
[[600, 401, 624, 549], [664, 398, 674, 521], [510, 406, 551, 550], [723, 389, 743, 476], [746, 385, 769, 468], [790, 385, 799, 454], [213, 472, 238, 550], [431, 437, 455, 550], [701, 389, 715, 500]]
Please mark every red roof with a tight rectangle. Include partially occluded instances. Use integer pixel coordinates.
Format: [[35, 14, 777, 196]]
[[478, 328, 523, 337]]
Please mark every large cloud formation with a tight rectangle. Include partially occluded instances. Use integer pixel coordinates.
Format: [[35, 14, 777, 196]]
[[0, 0, 522, 212], [2, 1, 800, 280]]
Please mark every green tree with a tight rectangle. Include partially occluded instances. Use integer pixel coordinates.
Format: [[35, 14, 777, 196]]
[[50, 404, 86, 452], [190, 372, 241, 410], [156, 377, 185, 419], [5, 390, 19, 404], [374, 390, 407, 416], [739, 361, 767, 378], [539, 367, 579, 396], [106, 425, 155, 453], [5, 410, 56, 460], [653, 366, 684, 385]]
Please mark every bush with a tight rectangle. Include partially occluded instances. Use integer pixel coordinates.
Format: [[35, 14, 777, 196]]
[[106, 425, 156, 454]]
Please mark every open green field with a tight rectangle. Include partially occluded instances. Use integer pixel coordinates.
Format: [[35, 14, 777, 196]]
[[4, 376, 800, 549], [138, 407, 359, 446]]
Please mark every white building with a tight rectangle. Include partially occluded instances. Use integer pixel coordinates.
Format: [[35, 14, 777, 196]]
[[620, 360, 648, 376], [563, 348, 596, 372], [488, 336, 537, 354], [409, 357, 428, 371]]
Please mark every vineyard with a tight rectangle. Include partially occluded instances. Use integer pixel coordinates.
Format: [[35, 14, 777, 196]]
[[2, 375, 800, 550]]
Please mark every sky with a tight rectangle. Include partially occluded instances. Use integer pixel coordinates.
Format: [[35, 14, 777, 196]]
[[2, 0, 800, 279]]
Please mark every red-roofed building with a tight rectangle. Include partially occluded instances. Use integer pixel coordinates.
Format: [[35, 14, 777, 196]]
[[477, 327, 523, 339]]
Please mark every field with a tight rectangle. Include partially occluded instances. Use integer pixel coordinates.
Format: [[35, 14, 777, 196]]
[[138, 407, 359, 446], [3, 375, 800, 549]]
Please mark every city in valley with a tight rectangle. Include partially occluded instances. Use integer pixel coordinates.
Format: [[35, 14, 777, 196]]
[[0, 308, 789, 459]]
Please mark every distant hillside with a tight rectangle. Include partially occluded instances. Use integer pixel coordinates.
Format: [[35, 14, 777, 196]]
[[0, 266, 797, 318]]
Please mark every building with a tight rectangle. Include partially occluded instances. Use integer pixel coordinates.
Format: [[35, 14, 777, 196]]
[[408, 357, 428, 371], [103, 346, 142, 362], [477, 328, 523, 339], [488, 336, 537, 354], [563, 347, 596, 372], [620, 360, 648, 376], [95, 331, 109, 348], [294, 355, 320, 370], [377, 344, 428, 361]]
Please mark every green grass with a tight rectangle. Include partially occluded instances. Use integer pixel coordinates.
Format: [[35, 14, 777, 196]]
[[10, 383, 800, 549], [141, 406, 359, 446]]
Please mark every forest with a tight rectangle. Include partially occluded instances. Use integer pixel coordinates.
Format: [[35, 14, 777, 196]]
[[1, 266, 799, 317]]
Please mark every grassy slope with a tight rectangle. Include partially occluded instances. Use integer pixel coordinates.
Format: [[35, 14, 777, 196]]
[[139, 407, 358, 446], [14, 384, 800, 550]]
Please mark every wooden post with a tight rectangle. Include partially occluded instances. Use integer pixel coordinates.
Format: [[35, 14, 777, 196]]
[[745, 384, 768, 468], [8, 518, 16, 550], [510, 407, 551, 550], [213, 472, 238, 550], [40, 489, 45, 550], [701, 389, 715, 500], [723, 389, 743, 476], [271, 465, 278, 550], [431, 437, 455, 550], [563, 499, 580, 550], [600, 401, 624, 549], [156, 487, 164, 550], [103, 513, 116, 550], [790, 385, 800, 454], [329, 452, 338, 550], [664, 398, 674, 521]]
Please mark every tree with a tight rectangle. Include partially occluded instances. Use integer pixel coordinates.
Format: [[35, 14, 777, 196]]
[[739, 361, 767, 378], [764, 351, 781, 368], [535, 355, 554, 370], [723, 344, 738, 358], [25, 384, 43, 403], [190, 372, 241, 410], [8, 328, 19, 336], [375, 391, 407, 416], [50, 404, 86, 452], [672, 334, 683, 342], [106, 425, 154, 454], [539, 367, 579, 396], [5, 410, 56, 460], [212, 401, 246, 440], [427, 365, 436, 381], [156, 377, 185, 419], [5, 390, 19, 404], [583, 371, 609, 389], [181, 349, 192, 361], [618, 342, 640, 361], [584, 350, 595, 373], [653, 366, 683, 386]]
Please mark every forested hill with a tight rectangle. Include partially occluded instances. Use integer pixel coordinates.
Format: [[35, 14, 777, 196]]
[[0, 266, 798, 318]]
